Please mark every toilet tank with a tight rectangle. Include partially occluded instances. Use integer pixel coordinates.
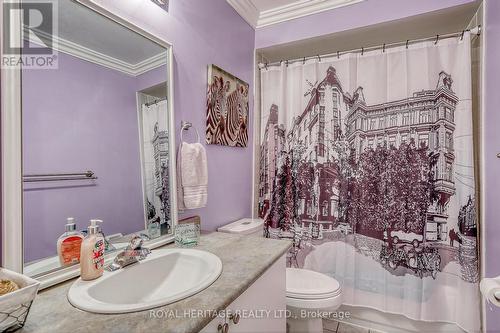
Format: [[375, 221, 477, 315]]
[[217, 218, 264, 237]]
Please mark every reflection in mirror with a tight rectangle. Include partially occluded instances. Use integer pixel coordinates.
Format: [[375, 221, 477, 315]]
[[138, 83, 171, 238], [22, 0, 172, 277]]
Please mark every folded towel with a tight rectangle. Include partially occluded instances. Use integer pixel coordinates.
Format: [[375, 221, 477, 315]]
[[177, 142, 208, 209], [176, 145, 185, 211]]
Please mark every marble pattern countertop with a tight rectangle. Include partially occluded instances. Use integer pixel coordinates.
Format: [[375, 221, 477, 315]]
[[19, 232, 291, 333]]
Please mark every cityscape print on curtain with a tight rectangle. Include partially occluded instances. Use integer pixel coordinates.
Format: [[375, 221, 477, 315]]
[[259, 33, 479, 332], [140, 99, 171, 234]]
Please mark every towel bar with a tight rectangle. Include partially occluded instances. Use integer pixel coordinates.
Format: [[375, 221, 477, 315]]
[[23, 171, 97, 182]]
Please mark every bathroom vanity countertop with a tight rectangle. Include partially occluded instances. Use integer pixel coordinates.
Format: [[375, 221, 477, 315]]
[[19, 232, 291, 333]]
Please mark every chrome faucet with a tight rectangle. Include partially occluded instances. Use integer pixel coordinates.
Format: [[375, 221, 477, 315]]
[[106, 236, 151, 271]]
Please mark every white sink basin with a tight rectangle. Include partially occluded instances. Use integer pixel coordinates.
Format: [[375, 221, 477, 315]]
[[68, 248, 222, 314]]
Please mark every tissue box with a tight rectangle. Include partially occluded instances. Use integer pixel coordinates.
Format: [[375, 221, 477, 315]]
[[0, 268, 40, 332], [175, 216, 201, 247]]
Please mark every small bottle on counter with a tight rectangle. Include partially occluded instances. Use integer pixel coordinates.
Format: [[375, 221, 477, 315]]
[[57, 217, 84, 267], [80, 219, 105, 281]]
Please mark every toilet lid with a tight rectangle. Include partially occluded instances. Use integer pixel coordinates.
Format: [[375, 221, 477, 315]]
[[286, 268, 341, 300], [217, 218, 264, 235]]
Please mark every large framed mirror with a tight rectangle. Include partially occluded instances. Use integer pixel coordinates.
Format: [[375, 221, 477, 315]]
[[1, 0, 177, 287]]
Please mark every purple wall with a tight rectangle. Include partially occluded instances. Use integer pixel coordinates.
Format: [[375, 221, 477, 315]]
[[483, 1, 500, 331], [22, 51, 147, 262], [88, 0, 256, 230], [136, 64, 168, 92], [255, 0, 476, 49]]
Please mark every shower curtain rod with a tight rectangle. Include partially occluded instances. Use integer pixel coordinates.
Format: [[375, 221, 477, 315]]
[[145, 97, 167, 107], [259, 25, 481, 69]]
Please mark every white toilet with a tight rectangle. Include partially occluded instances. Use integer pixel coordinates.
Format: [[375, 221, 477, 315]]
[[218, 218, 343, 333], [286, 268, 342, 333], [217, 218, 265, 236]]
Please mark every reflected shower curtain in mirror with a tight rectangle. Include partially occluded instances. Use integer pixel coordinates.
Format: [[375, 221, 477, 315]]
[[259, 33, 480, 332], [141, 100, 171, 232]]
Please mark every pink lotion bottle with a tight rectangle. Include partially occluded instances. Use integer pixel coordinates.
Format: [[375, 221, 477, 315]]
[[57, 217, 84, 267], [80, 219, 105, 281]]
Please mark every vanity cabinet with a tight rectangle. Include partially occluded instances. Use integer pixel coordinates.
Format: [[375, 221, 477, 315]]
[[200, 254, 286, 333]]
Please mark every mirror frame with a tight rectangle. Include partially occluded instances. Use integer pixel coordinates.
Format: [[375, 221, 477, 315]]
[[1, 0, 177, 289]]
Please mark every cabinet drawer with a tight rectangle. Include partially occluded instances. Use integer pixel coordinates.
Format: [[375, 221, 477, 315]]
[[227, 254, 286, 333], [200, 254, 286, 333]]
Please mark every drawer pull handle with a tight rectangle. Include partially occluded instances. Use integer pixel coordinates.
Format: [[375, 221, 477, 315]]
[[229, 313, 241, 324], [218, 323, 229, 333]]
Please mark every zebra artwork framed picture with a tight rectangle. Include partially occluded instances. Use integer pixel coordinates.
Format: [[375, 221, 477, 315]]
[[206, 64, 249, 147]]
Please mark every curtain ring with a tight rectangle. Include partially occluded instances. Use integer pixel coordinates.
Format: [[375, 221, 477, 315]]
[[265, 62, 268, 70], [435, 35, 439, 44], [361, 47, 364, 56], [382, 43, 386, 53], [286, 60, 289, 67], [406, 40, 409, 49], [317, 54, 321, 62], [337, 51, 340, 59], [303, 57, 306, 64], [460, 30, 465, 40]]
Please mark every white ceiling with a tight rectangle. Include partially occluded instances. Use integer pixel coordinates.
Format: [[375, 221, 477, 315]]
[[55, 0, 166, 64], [31, 0, 166, 75], [226, 0, 364, 28]]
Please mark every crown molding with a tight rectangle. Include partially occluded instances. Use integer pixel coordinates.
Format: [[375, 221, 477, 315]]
[[26, 29, 167, 76], [258, 0, 364, 27], [131, 52, 168, 76], [226, 0, 260, 27], [227, 0, 364, 29]]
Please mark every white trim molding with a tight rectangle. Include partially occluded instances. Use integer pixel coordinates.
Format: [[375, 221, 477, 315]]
[[479, 1, 487, 331], [258, 0, 364, 27], [227, 0, 364, 28], [226, 0, 260, 28], [1, 0, 23, 273], [27, 29, 167, 76]]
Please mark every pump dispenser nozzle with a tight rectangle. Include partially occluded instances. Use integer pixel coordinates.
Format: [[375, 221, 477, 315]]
[[88, 219, 103, 235], [65, 217, 77, 232]]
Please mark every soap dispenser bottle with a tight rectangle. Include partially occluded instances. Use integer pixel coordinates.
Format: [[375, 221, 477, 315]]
[[80, 219, 105, 281], [57, 217, 84, 266]]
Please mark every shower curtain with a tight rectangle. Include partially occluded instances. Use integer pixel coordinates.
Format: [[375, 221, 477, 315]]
[[259, 33, 480, 332], [140, 99, 171, 230]]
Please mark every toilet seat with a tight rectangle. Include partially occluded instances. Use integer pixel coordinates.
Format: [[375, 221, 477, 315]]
[[286, 268, 341, 300], [286, 292, 342, 310]]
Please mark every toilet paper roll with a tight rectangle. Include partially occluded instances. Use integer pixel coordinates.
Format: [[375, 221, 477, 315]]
[[480, 276, 500, 307]]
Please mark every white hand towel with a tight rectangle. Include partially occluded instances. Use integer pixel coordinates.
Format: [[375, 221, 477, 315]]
[[178, 142, 208, 209], [176, 144, 186, 211]]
